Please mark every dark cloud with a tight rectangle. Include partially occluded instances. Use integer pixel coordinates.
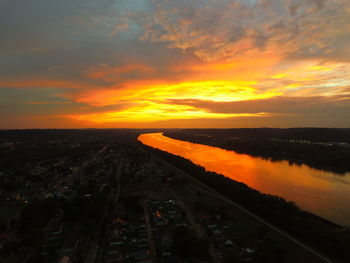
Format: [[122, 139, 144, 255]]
[[0, 87, 131, 117], [0, 0, 122, 51], [166, 95, 350, 116]]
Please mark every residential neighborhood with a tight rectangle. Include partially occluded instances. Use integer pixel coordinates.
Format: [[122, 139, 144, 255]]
[[1, 130, 348, 263]]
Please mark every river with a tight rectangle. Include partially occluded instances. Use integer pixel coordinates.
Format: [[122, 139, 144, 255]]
[[138, 132, 350, 227]]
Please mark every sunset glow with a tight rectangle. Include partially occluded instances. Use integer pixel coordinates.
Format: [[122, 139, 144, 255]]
[[1, 0, 350, 128], [69, 101, 269, 123]]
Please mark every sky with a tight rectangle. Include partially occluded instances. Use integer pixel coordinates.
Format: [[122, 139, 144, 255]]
[[0, 0, 349, 128]]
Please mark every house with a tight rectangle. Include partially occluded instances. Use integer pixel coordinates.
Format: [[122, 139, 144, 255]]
[[132, 249, 150, 262]]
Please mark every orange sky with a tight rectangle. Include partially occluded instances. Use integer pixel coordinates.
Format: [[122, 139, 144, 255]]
[[1, 0, 349, 128]]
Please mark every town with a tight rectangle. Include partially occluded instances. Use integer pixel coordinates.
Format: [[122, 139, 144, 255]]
[[0, 130, 349, 263]]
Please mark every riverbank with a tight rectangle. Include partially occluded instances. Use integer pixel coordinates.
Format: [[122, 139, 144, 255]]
[[164, 129, 350, 174], [138, 138, 350, 262]]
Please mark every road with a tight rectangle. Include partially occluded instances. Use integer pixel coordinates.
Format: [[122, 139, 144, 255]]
[[84, 242, 98, 263], [143, 201, 156, 263], [113, 156, 125, 205], [94, 155, 125, 263], [171, 189, 222, 263]]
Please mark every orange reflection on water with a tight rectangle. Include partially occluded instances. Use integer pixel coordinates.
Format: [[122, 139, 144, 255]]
[[138, 133, 350, 226]]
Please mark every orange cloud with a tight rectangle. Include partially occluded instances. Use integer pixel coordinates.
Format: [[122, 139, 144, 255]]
[[87, 64, 154, 82], [75, 80, 281, 106], [67, 100, 269, 123]]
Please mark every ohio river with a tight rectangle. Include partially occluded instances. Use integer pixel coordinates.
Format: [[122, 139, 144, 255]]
[[138, 132, 350, 227]]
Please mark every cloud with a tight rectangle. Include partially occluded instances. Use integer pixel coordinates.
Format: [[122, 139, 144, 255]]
[[73, 80, 281, 106], [165, 94, 350, 116], [0, 0, 127, 52], [66, 101, 268, 124], [0, 0, 350, 128], [136, 0, 350, 62]]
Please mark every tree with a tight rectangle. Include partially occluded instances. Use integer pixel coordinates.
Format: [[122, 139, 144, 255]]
[[173, 225, 209, 258], [75, 218, 99, 239], [223, 249, 240, 263], [257, 236, 287, 263]]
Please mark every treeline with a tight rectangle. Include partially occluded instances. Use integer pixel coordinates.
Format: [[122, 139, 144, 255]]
[[0, 129, 140, 143], [164, 130, 350, 174], [171, 128, 350, 143], [139, 142, 350, 262]]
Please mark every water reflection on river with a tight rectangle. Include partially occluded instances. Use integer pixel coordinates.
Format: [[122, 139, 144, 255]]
[[138, 133, 350, 227]]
